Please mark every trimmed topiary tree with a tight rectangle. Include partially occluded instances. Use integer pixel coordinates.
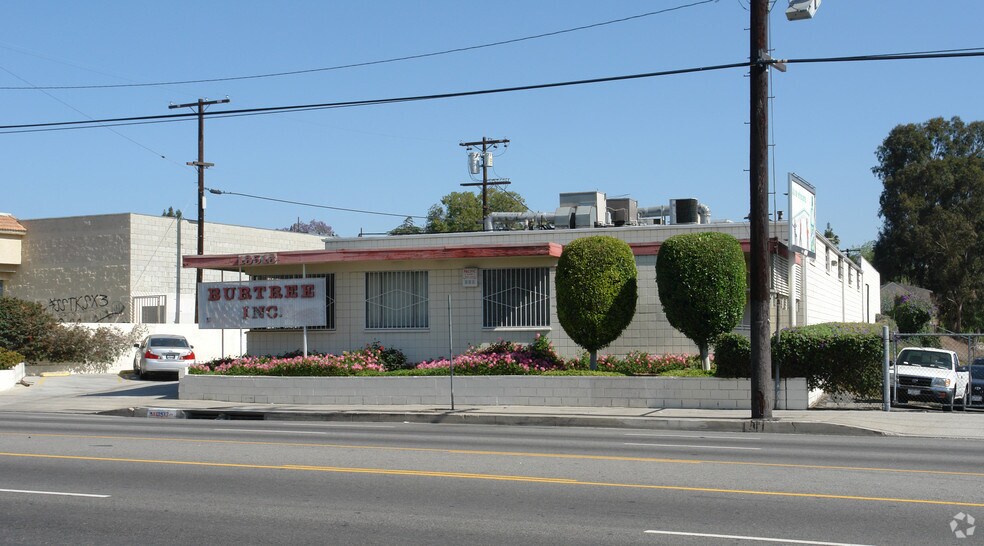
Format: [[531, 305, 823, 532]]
[[555, 236, 638, 370], [656, 232, 747, 370]]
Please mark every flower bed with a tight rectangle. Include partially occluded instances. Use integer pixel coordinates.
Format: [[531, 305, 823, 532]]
[[190, 335, 711, 378]]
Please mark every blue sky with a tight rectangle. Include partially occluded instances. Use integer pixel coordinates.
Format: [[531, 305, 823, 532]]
[[2, 1, 983, 249]]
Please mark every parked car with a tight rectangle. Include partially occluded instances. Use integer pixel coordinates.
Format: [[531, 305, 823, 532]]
[[133, 334, 196, 379], [969, 359, 984, 408], [891, 347, 969, 411]]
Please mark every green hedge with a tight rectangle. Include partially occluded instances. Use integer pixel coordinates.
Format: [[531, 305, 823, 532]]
[[712, 333, 750, 378], [0, 348, 25, 370], [713, 323, 884, 398]]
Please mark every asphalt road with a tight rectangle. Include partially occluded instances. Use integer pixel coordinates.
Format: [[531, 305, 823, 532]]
[[0, 413, 981, 545]]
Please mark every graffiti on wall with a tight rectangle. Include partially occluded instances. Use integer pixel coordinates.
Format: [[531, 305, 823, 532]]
[[47, 294, 126, 322]]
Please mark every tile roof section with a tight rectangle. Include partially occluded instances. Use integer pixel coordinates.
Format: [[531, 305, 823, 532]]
[[0, 214, 27, 233]]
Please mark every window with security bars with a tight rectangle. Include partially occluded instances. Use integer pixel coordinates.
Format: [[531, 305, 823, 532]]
[[365, 271, 428, 329], [252, 273, 335, 330], [482, 267, 550, 328]]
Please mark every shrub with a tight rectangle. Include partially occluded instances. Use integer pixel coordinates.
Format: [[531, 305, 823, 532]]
[[773, 322, 884, 397], [555, 236, 638, 369], [0, 296, 58, 362], [42, 324, 144, 364], [713, 333, 751, 378], [889, 294, 933, 334], [656, 232, 747, 370], [0, 348, 25, 370], [366, 341, 411, 371]]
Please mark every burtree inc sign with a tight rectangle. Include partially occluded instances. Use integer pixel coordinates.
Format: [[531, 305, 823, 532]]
[[197, 278, 327, 329]]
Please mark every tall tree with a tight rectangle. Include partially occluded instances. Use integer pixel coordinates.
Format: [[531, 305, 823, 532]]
[[823, 222, 840, 247], [389, 216, 424, 236], [425, 188, 527, 233], [281, 218, 335, 237], [162, 207, 182, 218], [873, 116, 984, 331]]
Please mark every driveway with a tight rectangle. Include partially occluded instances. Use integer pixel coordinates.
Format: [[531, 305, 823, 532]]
[[0, 373, 179, 414]]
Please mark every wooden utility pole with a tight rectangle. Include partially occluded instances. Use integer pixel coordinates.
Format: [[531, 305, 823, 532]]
[[749, 0, 773, 419], [169, 97, 230, 322], [459, 137, 510, 226]]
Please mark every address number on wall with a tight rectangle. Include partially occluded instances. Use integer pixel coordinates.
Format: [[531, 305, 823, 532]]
[[237, 253, 278, 266]]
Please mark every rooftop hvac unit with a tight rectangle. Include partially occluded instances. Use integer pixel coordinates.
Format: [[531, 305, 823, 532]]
[[675, 198, 700, 224], [559, 191, 606, 218], [607, 198, 637, 226], [553, 206, 576, 229], [574, 206, 597, 228]]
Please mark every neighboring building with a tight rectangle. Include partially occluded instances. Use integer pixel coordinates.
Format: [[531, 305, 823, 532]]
[[6, 213, 328, 324], [0, 213, 27, 297], [185, 192, 878, 362]]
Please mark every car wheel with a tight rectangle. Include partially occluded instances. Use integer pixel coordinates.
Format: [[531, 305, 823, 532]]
[[959, 387, 969, 411], [943, 390, 955, 412]]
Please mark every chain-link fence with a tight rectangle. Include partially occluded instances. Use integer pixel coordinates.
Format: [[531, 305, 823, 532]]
[[888, 333, 984, 411]]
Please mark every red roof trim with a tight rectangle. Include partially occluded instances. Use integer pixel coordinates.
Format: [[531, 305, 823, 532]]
[[184, 242, 564, 270], [184, 238, 790, 270]]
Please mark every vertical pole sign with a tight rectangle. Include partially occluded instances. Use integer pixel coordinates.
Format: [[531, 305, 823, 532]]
[[787, 173, 817, 258]]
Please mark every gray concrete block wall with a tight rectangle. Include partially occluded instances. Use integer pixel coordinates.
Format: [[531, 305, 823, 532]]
[[179, 375, 812, 410]]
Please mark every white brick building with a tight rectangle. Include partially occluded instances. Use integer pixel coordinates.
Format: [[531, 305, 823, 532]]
[[185, 200, 880, 362], [7, 213, 328, 325]]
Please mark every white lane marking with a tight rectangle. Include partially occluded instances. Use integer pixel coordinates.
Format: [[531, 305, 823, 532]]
[[625, 442, 761, 451], [625, 433, 761, 441], [212, 429, 330, 435], [0, 488, 110, 498], [644, 530, 872, 545]]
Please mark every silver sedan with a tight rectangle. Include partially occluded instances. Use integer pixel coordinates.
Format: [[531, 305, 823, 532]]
[[132, 334, 196, 379]]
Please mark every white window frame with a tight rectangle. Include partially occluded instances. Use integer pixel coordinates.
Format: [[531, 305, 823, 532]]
[[482, 267, 551, 329], [365, 271, 429, 329]]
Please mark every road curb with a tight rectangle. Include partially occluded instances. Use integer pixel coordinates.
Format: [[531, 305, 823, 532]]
[[102, 406, 885, 436]]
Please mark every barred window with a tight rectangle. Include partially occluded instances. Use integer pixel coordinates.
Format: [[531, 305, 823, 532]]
[[252, 273, 335, 330], [482, 267, 550, 328], [366, 271, 428, 329]]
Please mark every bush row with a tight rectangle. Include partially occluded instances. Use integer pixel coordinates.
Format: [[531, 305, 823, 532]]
[[713, 322, 885, 397]]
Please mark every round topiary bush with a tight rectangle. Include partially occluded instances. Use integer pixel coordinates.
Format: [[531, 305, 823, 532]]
[[555, 235, 638, 369], [656, 232, 747, 370]]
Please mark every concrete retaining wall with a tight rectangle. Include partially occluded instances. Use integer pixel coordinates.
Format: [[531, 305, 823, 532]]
[[0, 363, 26, 391], [179, 375, 811, 410]]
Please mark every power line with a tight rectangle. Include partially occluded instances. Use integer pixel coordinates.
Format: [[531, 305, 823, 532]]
[[205, 187, 427, 219], [0, 1, 720, 91], [3, 47, 983, 135], [0, 61, 750, 132]]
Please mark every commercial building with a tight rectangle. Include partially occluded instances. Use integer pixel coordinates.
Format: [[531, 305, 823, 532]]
[[185, 192, 880, 362]]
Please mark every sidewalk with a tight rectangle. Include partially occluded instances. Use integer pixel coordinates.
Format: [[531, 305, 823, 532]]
[[2, 373, 983, 439]]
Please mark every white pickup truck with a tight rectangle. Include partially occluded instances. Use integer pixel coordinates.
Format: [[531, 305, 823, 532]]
[[892, 347, 970, 411]]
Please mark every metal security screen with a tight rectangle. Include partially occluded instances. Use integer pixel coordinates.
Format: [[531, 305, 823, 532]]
[[365, 271, 428, 329], [251, 273, 335, 330], [132, 295, 166, 324], [482, 267, 550, 328]]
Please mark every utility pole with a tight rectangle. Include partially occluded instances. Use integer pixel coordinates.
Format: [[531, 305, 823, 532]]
[[459, 137, 510, 227], [169, 97, 230, 322], [749, 0, 773, 419]]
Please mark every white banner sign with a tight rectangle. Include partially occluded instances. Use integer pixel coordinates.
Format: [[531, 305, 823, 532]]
[[788, 173, 817, 258], [197, 278, 327, 329]]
